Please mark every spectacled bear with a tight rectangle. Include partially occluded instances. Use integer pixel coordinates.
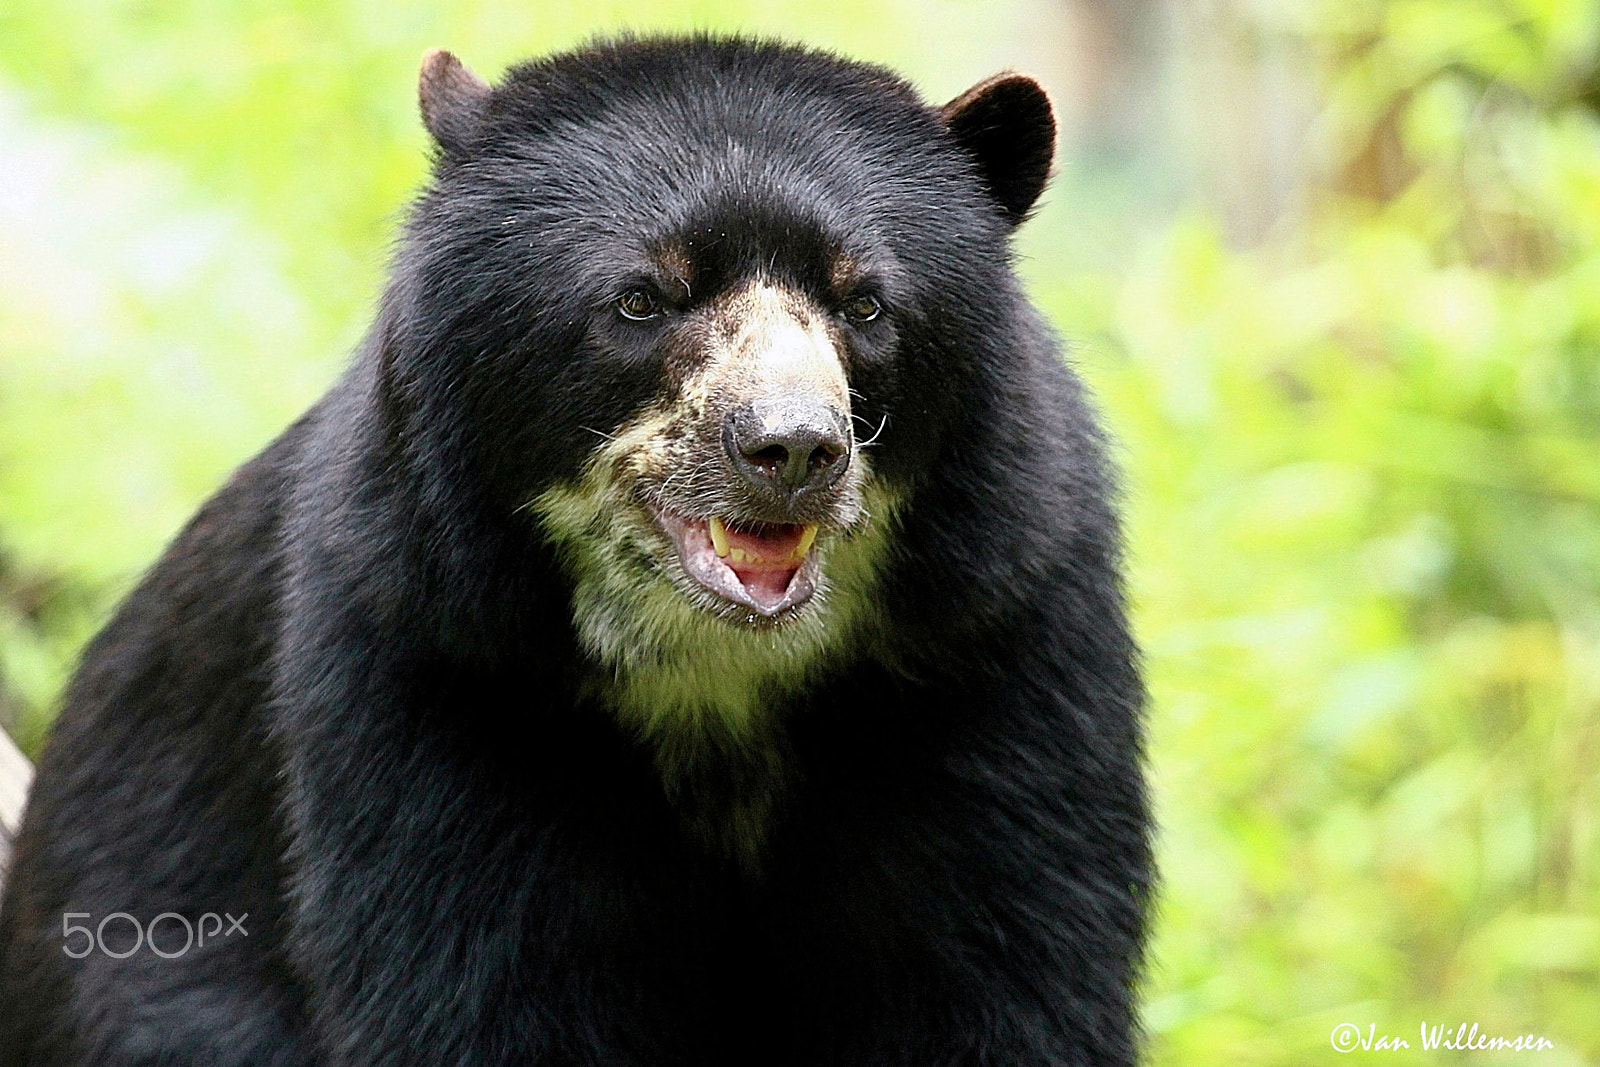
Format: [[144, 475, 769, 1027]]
[[0, 36, 1151, 1067]]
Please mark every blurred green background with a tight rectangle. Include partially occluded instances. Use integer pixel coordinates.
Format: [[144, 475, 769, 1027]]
[[2, 0, 1597, 1062]]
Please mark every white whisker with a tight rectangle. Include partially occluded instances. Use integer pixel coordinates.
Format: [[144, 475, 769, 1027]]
[[855, 412, 889, 448]]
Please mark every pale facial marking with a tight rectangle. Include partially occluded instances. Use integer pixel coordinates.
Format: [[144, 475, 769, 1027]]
[[533, 444, 897, 736], [530, 282, 892, 736], [708, 283, 849, 411]]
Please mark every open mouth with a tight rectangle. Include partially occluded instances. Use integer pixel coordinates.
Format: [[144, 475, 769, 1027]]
[[652, 509, 821, 617]]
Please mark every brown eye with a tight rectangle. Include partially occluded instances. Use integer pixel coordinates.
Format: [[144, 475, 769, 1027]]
[[843, 294, 881, 323], [617, 289, 661, 320]]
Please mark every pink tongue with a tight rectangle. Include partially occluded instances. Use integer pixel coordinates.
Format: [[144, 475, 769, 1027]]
[[723, 523, 804, 602], [728, 566, 793, 601]]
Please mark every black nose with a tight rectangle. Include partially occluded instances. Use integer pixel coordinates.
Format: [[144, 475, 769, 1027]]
[[723, 399, 851, 496]]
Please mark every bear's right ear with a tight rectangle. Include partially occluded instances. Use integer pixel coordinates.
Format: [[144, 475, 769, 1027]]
[[419, 49, 491, 156], [940, 73, 1056, 227]]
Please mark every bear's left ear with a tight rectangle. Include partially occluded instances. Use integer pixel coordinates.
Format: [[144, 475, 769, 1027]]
[[419, 49, 491, 156], [940, 74, 1055, 226]]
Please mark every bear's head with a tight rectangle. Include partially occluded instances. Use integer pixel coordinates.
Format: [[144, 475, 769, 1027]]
[[383, 39, 1054, 731]]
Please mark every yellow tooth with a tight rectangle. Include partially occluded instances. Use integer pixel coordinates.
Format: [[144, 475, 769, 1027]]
[[792, 524, 819, 561], [709, 515, 730, 558], [730, 547, 748, 563]]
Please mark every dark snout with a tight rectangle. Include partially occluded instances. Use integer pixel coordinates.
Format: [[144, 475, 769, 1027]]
[[723, 398, 851, 498]]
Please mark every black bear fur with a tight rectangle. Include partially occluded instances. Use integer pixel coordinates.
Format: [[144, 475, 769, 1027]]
[[0, 36, 1151, 1066]]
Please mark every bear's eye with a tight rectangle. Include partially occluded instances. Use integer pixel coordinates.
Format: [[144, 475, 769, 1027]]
[[616, 289, 662, 321], [842, 294, 882, 324]]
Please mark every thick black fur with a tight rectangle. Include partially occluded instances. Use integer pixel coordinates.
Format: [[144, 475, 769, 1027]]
[[0, 37, 1151, 1066]]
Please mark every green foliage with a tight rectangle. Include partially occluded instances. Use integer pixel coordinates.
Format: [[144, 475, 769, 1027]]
[[1038, 2, 1600, 1060], [1, 0, 1596, 1060]]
